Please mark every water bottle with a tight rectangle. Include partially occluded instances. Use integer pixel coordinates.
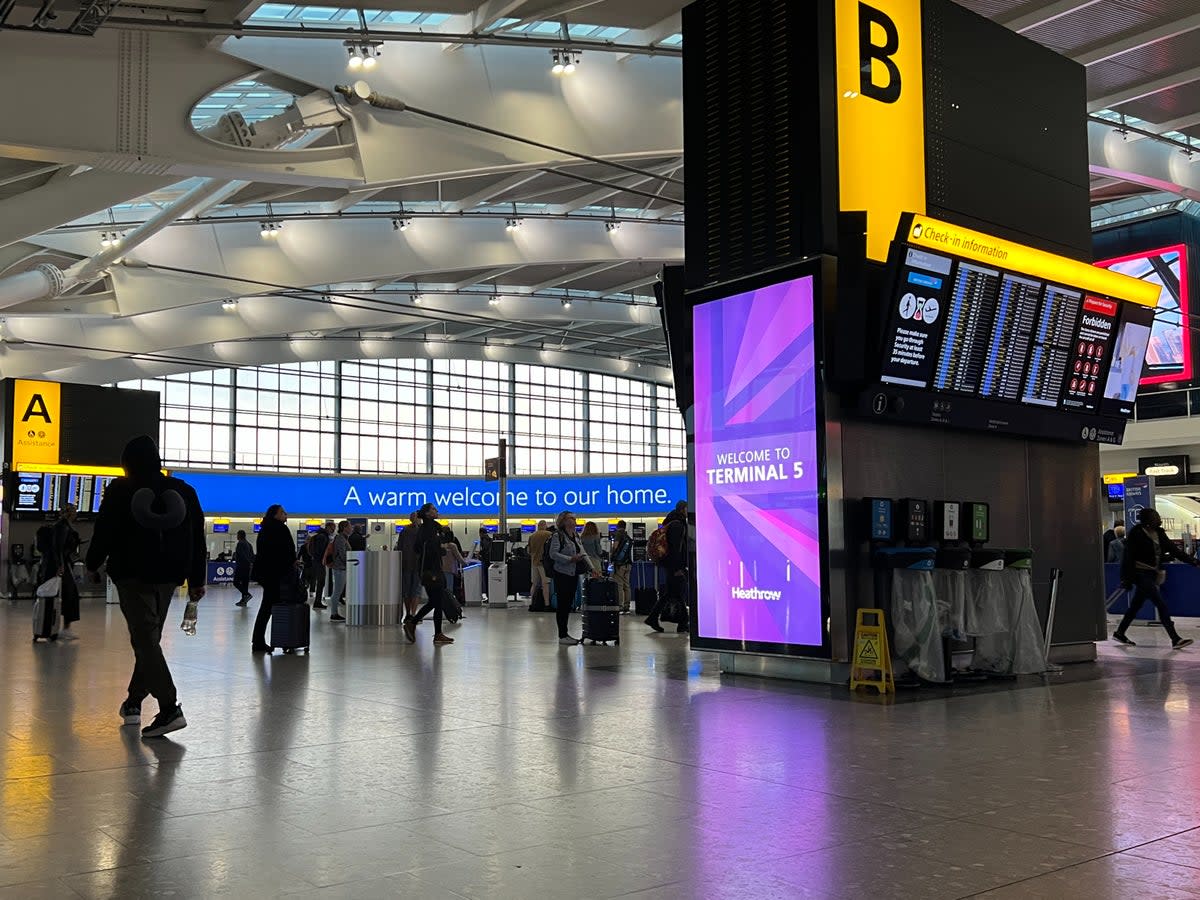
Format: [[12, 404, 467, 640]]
[[181, 599, 199, 636]]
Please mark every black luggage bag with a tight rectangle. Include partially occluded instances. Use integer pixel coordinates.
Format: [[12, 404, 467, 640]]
[[634, 587, 658, 616], [582, 577, 620, 645], [272, 602, 311, 653]]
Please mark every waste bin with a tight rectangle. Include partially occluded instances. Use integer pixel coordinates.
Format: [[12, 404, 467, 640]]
[[345, 550, 403, 626]]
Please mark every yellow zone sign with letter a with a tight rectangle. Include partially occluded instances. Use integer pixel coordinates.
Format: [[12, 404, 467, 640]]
[[12, 379, 61, 467]]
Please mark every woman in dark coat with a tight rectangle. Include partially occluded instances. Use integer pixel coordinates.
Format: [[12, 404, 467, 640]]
[[251, 504, 297, 653]]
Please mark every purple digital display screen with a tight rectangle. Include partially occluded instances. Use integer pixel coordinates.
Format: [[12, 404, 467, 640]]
[[693, 274, 824, 650]]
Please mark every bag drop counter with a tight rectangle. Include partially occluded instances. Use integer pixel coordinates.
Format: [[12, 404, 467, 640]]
[[344, 550, 403, 626]]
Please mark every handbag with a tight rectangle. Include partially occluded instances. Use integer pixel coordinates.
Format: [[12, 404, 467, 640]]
[[36, 576, 61, 599]]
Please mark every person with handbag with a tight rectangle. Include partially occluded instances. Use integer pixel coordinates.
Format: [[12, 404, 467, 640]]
[[251, 504, 300, 653], [549, 510, 591, 645], [645, 501, 691, 634], [1114, 507, 1196, 649], [404, 503, 454, 645]]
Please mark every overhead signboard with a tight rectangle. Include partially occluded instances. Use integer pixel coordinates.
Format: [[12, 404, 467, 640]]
[[865, 214, 1159, 443], [835, 0, 926, 262], [11, 379, 61, 468]]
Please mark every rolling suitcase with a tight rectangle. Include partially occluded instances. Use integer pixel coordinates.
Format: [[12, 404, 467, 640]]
[[634, 587, 658, 616], [582, 578, 620, 645], [32, 580, 61, 643], [271, 602, 311, 653]]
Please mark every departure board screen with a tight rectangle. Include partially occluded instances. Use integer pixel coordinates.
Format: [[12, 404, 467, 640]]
[[868, 215, 1159, 445]]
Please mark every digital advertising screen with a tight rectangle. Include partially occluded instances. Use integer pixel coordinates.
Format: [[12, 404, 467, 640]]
[[867, 215, 1160, 444], [692, 267, 828, 657], [1096, 245, 1190, 386]]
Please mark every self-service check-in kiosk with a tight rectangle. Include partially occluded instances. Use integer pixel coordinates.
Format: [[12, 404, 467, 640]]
[[865, 498, 940, 683]]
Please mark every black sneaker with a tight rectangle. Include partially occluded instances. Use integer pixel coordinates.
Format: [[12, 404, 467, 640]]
[[1112, 632, 1136, 646], [119, 701, 141, 726], [1173, 638, 1194, 650], [676, 624, 689, 634], [141, 705, 187, 739], [644, 617, 665, 633], [330, 614, 345, 622], [235, 598, 249, 607], [313, 601, 328, 610]]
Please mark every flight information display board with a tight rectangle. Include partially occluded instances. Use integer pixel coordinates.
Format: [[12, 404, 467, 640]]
[[869, 215, 1159, 444]]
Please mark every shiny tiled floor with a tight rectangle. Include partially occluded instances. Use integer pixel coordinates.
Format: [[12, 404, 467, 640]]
[[3, 590, 1200, 899]]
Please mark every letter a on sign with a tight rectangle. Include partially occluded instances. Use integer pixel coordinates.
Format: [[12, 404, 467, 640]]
[[11, 379, 61, 467], [835, 0, 925, 262]]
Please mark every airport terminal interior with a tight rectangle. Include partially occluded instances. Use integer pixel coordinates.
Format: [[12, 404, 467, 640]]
[[4, 0, 1200, 897]]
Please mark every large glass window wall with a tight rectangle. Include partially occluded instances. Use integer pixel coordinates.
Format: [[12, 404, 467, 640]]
[[119, 359, 685, 476]]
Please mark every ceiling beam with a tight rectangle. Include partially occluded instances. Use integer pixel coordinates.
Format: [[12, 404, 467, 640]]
[[492, 0, 605, 33], [601, 275, 658, 297], [0, 163, 64, 190], [569, 323, 658, 351], [1075, 12, 1200, 67], [1088, 64, 1200, 112], [550, 160, 682, 214], [1145, 111, 1200, 135], [322, 187, 384, 214], [450, 266, 524, 291], [442, 172, 544, 213], [473, 0, 533, 32], [999, 0, 1102, 34], [616, 12, 680, 61], [527, 261, 625, 292]]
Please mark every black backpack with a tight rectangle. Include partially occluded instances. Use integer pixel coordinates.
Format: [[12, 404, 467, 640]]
[[130, 476, 195, 583]]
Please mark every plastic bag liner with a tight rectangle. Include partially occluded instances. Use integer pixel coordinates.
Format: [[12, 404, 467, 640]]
[[931, 569, 968, 640], [971, 569, 1047, 675], [36, 576, 61, 599], [890, 569, 946, 683], [965, 570, 1009, 636]]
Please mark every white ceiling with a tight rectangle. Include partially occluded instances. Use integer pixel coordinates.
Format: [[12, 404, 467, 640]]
[[0, 0, 1193, 385]]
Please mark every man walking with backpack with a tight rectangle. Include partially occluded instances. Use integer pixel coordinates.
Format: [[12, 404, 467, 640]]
[[644, 501, 691, 634], [86, 436, 207, 739]]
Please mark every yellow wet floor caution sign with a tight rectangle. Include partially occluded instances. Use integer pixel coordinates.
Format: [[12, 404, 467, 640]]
[[850, 608, 894, 694]]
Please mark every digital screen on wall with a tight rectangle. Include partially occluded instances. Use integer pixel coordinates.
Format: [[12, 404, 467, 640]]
[[691, 265, 829, 658], [867, 215, 1158, 444], [1095, 245, 1190, 386]]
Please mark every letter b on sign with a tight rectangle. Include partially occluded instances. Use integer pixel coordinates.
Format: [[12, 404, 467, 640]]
[[858, 2, 901, 103]]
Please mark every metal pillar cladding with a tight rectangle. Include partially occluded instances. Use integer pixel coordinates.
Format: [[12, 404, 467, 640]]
[[344, 550, 403, 626], [498, 437, 508, 545]]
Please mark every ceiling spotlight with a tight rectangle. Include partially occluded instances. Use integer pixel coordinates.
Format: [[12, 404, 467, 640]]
[[411, 293, 422, 304], [260, 222, 271, 238], [347, 45, 362, 69], [551, 49, 579, 75], [100, 232, 112, 248], [221, 299, 239, 311], [561, 298, 572, 309], [488, 296, 500, 306], [505, 217, 523, 232], [605, 219, 620, 233], [393, 217, 411, 232], [270, 222, 280, 237]]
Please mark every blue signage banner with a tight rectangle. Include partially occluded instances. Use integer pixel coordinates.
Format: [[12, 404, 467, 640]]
[[1122, 475, 1155, 530], [207, 560, 235, 585], [181, 471, 687, 518]]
